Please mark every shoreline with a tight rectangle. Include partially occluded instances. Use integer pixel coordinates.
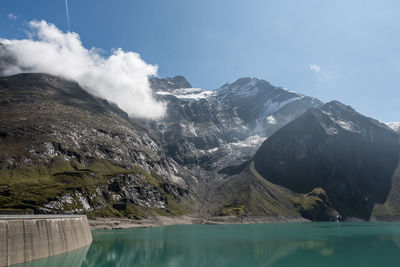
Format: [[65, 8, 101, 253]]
[[88, 215, 400, 230], [89, 215, 310, 230]]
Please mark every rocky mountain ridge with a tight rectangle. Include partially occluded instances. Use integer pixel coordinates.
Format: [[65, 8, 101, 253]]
[[1, 72, 399, 221], [252, 100, 400, 220], [147, 76, 322, 174]]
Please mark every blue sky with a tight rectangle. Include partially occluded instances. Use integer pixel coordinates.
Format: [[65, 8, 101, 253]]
[[1, 0, 399, 122]]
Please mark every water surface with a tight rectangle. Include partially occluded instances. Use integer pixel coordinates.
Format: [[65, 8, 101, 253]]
[[17, 222, 400, 267]]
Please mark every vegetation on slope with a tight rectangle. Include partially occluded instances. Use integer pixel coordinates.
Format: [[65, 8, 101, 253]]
[[211, 162, 338, 221], [0, 157, 189, 218]]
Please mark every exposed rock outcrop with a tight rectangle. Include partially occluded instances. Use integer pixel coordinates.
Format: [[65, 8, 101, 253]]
[[0, 73, 195, 217]]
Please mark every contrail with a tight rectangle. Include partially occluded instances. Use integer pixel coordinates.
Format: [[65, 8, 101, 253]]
[[65, 0, 71, 31]]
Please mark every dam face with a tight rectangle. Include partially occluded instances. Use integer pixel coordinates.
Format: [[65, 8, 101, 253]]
[[0, 215, 92, 266]]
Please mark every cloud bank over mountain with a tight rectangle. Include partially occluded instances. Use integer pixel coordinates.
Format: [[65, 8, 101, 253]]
[[0, 20, 165, 119]]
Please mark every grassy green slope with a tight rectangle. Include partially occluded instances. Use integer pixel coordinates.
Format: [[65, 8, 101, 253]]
[[372, 161, 400, 219], [0, 157, 190, 218], [212, 162, 337, 220]]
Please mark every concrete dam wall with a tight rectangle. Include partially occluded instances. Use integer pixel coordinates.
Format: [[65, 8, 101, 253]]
[[0, 215, 92, 266]]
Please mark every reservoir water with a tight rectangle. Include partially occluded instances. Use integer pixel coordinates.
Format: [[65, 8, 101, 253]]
[[15, 222, 400, 267]]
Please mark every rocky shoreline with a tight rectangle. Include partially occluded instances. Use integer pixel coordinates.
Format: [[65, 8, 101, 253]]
[[89, 215, 310, 230], [89, 215, 400, 230]]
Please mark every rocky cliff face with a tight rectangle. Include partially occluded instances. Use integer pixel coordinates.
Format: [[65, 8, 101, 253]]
[[145, 76, 335, 220], [0, 73, 196, 217], [216, 78, 322, 137], [147, 76, 322, 174], [253, 101, 400, 220]]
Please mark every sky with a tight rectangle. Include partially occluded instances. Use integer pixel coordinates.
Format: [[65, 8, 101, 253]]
[[0, 0, 399, 122]]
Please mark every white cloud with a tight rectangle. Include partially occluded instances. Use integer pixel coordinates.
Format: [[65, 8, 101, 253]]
[[309, 64, 321, 73], [7, 13, 17, 20], [0, 20, 165, 119]]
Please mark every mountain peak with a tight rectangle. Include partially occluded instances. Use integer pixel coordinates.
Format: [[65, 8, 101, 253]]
[[150, 76, 192, 91], [254, 96, 400, 219], [170, 75, 192, 88], [320, 100, 361, 121], [221, 77, 272, 90], [318, 100, 390, 134], [232, 77, 260, 85], [217, 77, 276, 98]]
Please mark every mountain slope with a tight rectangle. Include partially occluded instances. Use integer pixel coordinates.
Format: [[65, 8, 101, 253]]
[[4, 73, 390, 221], [0, 73, 197, 216], [148, 76, 322, 173], [253, 101, 400, 220], [209, 161, 339, 221], [216, 78, 323, 137]]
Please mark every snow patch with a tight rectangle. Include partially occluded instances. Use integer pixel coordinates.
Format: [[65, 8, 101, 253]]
[[198, 135, 266, 155], [267, 115, 277, 125], [385, 122, 400, 133], [229, 135, 267, 148], [335, 120, 361, 133], [322, 110, 361, 133], [280, 87, 302, 94], [204, 147, 219, 153], [157, 88, 215, 101], [264, 96, 302, 114]]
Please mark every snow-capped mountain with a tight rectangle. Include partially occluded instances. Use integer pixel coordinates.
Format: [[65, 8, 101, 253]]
[[148, 76, 322, 173], [216, 77, 323, 137]]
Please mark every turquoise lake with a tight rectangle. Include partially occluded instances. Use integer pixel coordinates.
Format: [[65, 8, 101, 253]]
[[16, 222, 400, 267]]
